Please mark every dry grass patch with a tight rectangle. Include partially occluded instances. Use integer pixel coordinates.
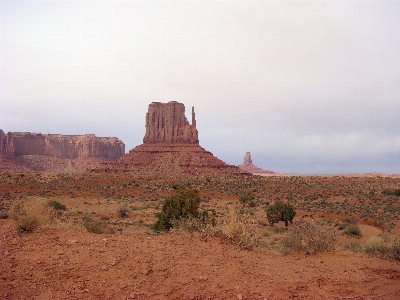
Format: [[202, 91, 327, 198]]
[[9, 198, 58, 233], [363, 234, 400, 259], [281, 220, 338, 255]]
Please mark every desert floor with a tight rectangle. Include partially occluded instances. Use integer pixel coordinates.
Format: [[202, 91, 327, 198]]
[[1, 172, 399, 299]]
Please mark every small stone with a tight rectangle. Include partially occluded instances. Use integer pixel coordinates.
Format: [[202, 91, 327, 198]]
[[237, 294, 243, 300], [143, 269, 151, 275], [119, 283, 126, 289]]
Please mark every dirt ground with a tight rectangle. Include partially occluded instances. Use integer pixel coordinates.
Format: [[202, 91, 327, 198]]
[[1, 173, 400, 299]]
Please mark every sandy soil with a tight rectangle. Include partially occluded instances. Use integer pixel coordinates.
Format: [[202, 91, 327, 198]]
[[1, 223, 399, 300], [1, 173, 400, 299]]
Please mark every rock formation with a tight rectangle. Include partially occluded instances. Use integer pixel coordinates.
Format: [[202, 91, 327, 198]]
[[239, 152, 275, 175], [94, 101, 248, 176], [143, 101, 198, 144], [0, 130, 125, 172], [243, 152, 252, 165]]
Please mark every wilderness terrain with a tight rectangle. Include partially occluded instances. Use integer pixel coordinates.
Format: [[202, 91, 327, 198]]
[[1, 172, 399, 299]]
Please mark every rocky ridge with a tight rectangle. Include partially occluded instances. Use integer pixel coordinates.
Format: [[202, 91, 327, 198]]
[[0, 129, 125, 172]]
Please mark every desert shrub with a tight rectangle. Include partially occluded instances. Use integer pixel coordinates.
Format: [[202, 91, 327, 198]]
[[9, 199, 55, 233], [382, 189, 400, 196], [266, 200, 296, 227], [152, 184, 202, 233], [46, 200, 67, 218], [172, 210, 216, 233], [239, 192, 257, 207], [47, 200, 67, 211], [337, 218, 362, 237], [363, 234, 400, 259], [345, 241, 363, 253], [0, 210, 8, 219], [281, 220, 337, 255], [274, 226, 286, 234], [215, 211, 259, 250], [81, 215, 115, 234], [117, 202, 129, 218], [343, 223, 362, 237]]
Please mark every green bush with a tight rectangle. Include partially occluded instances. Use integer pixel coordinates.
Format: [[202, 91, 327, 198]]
[[266, 200, 296, 227], [82, 215, 115, 234], [239, 192, 257, 207], [47, 200, 67, 211], [382, 189, 400, 196], [152, 183, 202, 233]]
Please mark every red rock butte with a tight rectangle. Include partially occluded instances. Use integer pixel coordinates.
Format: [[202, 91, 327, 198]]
[[239, 152, 275, 175], [93, 101, 248, 176], [0, 129, 125, 172]]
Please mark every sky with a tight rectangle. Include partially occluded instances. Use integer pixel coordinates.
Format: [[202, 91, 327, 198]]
[[1, 1, 400, 174]]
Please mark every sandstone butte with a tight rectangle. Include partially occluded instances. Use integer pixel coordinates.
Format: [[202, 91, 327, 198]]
[[93, 101, 249, 176], [238, 152, 275, 175], [0, 129, 125, 172]]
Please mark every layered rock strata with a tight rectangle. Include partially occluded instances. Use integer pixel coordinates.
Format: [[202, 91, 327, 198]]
[[94, 102, 248, 176], [143, 101, 198, 144], [239, 152, 275, 175], [0, 130, 125, 172]]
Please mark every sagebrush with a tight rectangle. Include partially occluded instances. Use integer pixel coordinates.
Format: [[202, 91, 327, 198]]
[[281, 220, 337, 254], [81, 215, 115, 234], [9, 199, 56, 233]]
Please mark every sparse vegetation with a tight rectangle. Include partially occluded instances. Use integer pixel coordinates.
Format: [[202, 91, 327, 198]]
[[281, 220, 337, 255], [239, 192, 257, 207], [46, 200, 67, 210], [382, 189, 400, 196], [117, 202, 129, 218], [215, 211, 259, 250], [337, 218, 362, 237], [343, 223, 362, 237], [81, 215, 115, 234], [345, 234, 400, 260], [9, 199, 55, 233]]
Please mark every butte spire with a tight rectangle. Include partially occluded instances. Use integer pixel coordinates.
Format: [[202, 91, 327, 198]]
[[93, 101, 248, 176]]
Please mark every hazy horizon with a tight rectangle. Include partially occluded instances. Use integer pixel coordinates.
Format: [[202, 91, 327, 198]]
[[1, 1, 399, 174]]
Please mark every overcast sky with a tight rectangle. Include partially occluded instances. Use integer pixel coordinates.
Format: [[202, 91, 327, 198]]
[[1, 1, 399, 174]]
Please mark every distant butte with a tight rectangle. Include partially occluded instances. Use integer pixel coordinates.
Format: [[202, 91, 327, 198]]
[[239, 152, 275, 175], [93, 101, 249, 176], [0, 129, 125, 172]]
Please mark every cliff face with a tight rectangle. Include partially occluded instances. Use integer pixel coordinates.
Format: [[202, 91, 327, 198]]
[[0, 130, 6, 155], [143, 101, 198, 144], [0, 130, 125, 172], [1, 132, 124, 160]]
